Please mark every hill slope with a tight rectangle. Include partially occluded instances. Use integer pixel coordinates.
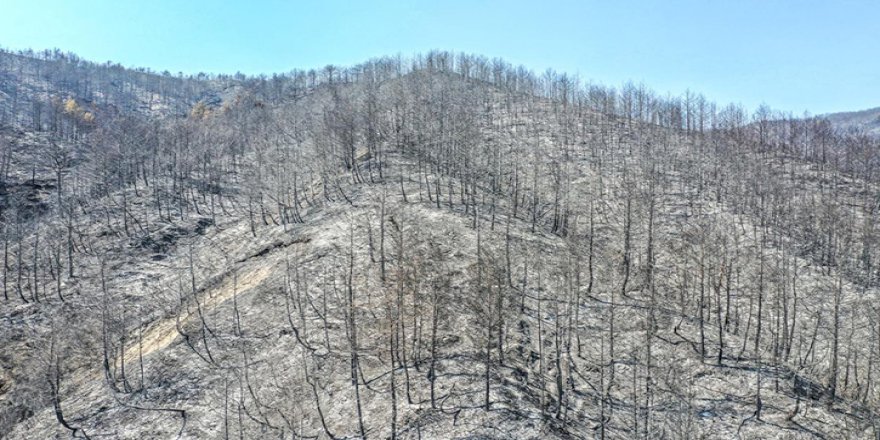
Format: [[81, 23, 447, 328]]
[[826, 106, 880, 137], [1, 50, 880, 439]]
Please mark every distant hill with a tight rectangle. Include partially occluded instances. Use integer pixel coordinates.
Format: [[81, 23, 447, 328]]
[[825, 106, 880, 136], [0, 48, 237, 128]]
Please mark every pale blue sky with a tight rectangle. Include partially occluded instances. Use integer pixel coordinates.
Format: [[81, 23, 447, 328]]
[[1, 0, 877, 114]]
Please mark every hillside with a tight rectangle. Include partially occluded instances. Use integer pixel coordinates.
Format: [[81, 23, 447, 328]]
[[826, 107, 880, 137], [1, 50, 880, 440]]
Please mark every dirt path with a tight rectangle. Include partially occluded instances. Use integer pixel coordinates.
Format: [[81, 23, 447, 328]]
[[122, 264, 275, 363]]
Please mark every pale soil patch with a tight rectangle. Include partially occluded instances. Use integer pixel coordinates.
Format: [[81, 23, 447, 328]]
[[123, 264, 275, 362]]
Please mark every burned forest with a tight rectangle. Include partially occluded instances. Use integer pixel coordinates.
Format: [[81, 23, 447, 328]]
[[1, 48, 880, 439]]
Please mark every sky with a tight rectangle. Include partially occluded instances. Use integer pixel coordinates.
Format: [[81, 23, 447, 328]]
[[1, 0, 878, 115]]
